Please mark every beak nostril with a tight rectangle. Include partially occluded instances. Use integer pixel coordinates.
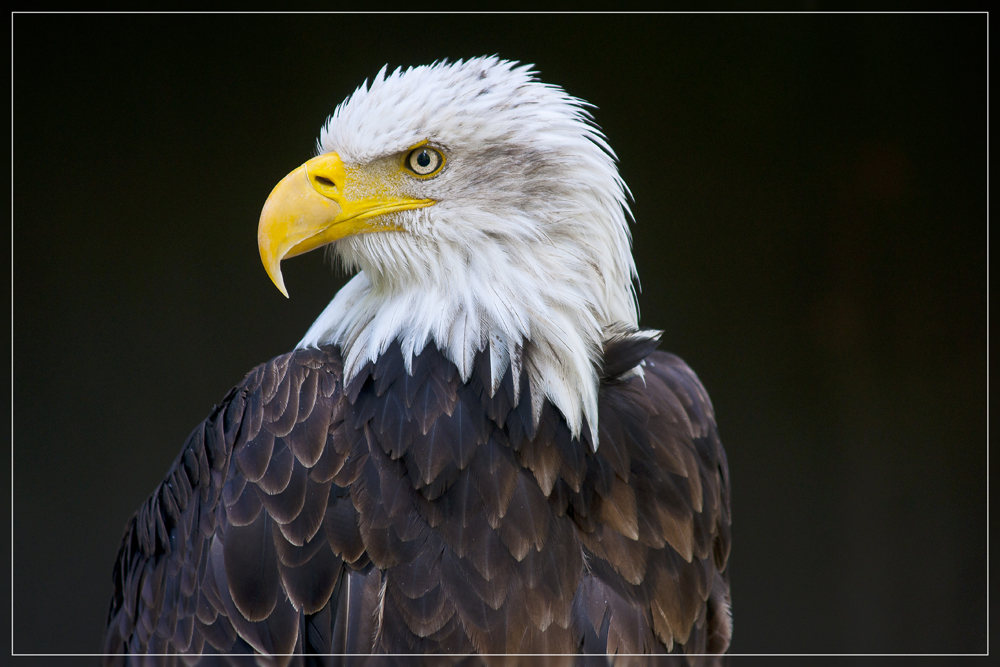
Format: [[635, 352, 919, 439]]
[[314, 176, 336, 188]]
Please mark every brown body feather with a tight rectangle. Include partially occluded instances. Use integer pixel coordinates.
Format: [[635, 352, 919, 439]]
[[103, 336, 731, 665]]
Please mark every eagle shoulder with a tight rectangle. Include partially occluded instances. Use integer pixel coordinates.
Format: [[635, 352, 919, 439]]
[[103, 345, 363, 659]]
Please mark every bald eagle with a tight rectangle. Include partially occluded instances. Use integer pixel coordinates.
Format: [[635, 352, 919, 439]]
[[103, 57, 732, 662]]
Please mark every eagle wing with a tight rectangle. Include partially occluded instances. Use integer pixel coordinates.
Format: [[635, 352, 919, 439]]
[[103, 346, 369, 659], [103, 341, 731, 660], [584, 348, 733, 655]]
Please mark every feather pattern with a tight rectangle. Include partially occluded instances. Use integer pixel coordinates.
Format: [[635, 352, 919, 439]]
[[104, 336, 730, 664]]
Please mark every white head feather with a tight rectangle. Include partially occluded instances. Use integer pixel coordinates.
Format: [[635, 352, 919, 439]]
[[298, 57, 639, 447]]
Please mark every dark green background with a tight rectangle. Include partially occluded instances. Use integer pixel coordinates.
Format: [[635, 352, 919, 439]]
[[13, 13, 987, 655]]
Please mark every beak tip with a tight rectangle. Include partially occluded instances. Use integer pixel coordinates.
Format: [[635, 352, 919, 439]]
[[274, 276, 290, 299], [264, 263, 290, 298]]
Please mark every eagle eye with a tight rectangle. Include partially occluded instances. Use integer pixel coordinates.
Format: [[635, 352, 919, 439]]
[[405, 146, 445, 177]]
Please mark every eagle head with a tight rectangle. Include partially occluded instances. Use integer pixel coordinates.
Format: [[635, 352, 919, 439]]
[[257, 57, 641, 447]]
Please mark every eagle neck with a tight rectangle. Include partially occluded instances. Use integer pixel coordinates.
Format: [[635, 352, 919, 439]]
[[297, 268, 603, 446]]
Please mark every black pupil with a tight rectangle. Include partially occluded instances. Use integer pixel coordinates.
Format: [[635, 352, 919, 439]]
[[416, 151, 431, 168]]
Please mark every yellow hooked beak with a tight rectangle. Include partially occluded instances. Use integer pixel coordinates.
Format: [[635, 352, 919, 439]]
[[258, 153, 434, 296]]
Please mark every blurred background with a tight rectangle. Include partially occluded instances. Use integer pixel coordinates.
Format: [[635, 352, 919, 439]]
[[13, 12, 987, 657]]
